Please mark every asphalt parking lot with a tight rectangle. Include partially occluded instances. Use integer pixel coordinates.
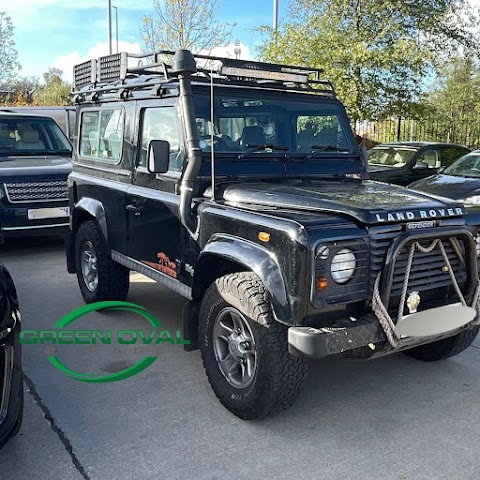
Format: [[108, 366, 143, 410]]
[[1, 237, 480, 480]]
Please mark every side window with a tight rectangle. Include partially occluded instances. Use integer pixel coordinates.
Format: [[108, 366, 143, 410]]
[[439, 147, 470, 167], [79, 109, 124, 162], [139, 107, 181, 172], [416, 149, 440, 168]]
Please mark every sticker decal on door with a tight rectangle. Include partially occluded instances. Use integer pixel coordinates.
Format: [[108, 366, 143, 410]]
[[143, 252, 178, 278]]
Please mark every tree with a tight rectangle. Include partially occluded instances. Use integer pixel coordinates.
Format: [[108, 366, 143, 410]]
[[10, 77, 40, 105], [0, 12, 20, 85], [257, 0, 477, 122], [141, 0, 234, 53], [422, 55, 480, 144], [34, 68, 71, 105]]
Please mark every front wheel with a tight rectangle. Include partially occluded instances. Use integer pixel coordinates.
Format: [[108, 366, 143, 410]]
[[75, 220, 129, 304], [404, 327, 479, 361], [199, 272, 308, 420]]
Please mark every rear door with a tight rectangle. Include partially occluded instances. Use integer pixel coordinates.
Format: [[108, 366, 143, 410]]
[[75, 104, 133, 255]]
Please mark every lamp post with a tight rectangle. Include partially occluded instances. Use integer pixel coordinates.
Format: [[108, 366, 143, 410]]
[[107, 0, 112, 54], [112, 5, 119, 53], [273, 0, 278, 31]]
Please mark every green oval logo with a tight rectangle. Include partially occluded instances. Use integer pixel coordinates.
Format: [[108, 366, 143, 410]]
[[49, 301, 161, 383]]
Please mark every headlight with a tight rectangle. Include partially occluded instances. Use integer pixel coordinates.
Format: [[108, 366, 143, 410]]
[[475, 236, 480, 257], [459, 195, 480, 205], [331, 248, 356, 284]]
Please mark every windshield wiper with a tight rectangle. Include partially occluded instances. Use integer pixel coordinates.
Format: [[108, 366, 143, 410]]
[[306, 145, 350, 157], [238, 144, 289, 160]]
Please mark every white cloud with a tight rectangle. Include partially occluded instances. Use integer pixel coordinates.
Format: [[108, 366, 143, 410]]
[[207, 43, 252, 60], [53, 41, 142, 82]]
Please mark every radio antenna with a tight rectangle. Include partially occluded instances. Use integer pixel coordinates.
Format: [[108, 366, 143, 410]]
[[210, 64, 216, 201]]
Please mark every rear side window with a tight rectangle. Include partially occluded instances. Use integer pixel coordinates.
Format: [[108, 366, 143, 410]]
[[79, 109, 124, 162], [439, 146, 470, 167]]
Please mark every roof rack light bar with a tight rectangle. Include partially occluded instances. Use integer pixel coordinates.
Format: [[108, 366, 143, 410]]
[[97, 52, 128, 84], [220, 65, 308, 84], [73, 59, 97, 91]]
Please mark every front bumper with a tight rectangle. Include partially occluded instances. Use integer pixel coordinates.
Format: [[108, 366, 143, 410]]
[[288, 304, 478, 359], [0, 201, 69, 237]]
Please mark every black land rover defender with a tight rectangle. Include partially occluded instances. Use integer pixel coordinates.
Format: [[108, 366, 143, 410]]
[[66, 50, 480, 419]]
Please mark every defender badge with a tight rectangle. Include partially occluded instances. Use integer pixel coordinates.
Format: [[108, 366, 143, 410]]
[[406, 291, 421, 314]]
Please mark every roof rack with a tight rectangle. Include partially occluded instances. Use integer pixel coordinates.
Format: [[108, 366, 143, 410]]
[[72, 49, 336, 98]]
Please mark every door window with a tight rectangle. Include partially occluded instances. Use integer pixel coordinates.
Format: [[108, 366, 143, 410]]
[[139, 107, 182, 172], [416, 149, 440, 168]]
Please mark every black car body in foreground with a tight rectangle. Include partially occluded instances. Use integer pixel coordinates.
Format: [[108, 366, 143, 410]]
[[0, 262, 22, 448], [368, 142, 470, 186], [409, 150, 480, 204], [0, 113, 72, 237], [66, 50, 480, 419]]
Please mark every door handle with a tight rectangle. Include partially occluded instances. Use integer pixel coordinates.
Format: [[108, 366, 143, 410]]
[[126, 204, 143, 214]]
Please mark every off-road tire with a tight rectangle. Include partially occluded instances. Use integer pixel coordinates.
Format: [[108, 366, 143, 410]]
[[404, 326, 480, 361], [75, 220, 129, 303], [199, 272, 309, 420]]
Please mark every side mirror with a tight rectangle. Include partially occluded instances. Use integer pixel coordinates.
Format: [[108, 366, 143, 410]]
[[413, 160, 429, 170], [148, 140, 170, 174]]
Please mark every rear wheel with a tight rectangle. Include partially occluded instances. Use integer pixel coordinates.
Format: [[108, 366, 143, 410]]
[[199, 272, 308, 419], [404, 327, 479, 361], [75, 220, 129, 303]]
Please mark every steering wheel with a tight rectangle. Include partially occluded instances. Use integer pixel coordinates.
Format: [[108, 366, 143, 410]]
[[199, 134, 227, 150]]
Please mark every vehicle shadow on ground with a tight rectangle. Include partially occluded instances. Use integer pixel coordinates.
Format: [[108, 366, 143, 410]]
[[0, 235, 65, 253]]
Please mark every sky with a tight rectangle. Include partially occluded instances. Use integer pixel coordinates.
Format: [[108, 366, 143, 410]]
[[4, 0, 289, 83]]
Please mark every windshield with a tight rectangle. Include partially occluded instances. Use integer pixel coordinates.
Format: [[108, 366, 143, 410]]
[[192, 90, 356, 156], [368, 146, 417, 168], [0, 115, 72, 157], [444, 152, 480, 177]]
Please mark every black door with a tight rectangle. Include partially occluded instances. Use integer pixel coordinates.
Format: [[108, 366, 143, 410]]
[[126, 105, 186, 283]]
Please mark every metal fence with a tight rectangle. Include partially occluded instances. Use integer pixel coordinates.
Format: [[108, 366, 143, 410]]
[[354, 116, 480, 150]]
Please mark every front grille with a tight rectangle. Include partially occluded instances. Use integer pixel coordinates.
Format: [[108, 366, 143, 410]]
[[4, 181, 68, 203], [369, 226, 467, 306]]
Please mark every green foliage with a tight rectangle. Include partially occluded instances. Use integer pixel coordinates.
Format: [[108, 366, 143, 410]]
[[34, 68, 71, 106], [0, 12, 20, 85], [257, 0, 477, 122], [141, 0, 234, 53], [420, 55, 480, 145], [1, 69, 71, 106]]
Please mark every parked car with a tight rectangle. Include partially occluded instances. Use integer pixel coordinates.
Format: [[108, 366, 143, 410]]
[[0, 112, 72, 237], [368, 142, 470, 186], [0, 107, 75, 141], [0, 262, 23, 448], [408, 149, 480, 204]]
